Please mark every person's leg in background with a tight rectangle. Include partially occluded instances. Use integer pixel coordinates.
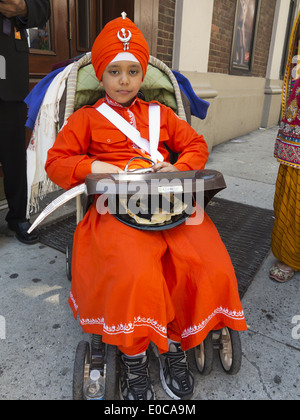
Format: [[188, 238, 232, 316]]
[[0, 99, 38, 244]]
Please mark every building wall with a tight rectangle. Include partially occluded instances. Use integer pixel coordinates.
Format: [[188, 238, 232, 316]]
[[252, 0, 277, 78], [157, 0, 176, 68], [208, 0, 276, 78], [174, 0, 213, 73], [208, 0, 237, 75], [173, 0, 297, 150], [136, 0, 176, 68]]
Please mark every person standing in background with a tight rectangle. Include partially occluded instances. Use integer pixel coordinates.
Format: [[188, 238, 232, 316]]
[[0, 0, 50, 244], [270, 11, 300, 282]]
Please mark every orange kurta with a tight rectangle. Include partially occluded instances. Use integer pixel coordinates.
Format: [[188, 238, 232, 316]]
[[46, 97, 247, 354]]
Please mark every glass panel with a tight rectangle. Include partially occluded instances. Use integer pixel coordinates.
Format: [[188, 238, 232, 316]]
[[77, 0, 91, 50], [28, 21, 51, 51]]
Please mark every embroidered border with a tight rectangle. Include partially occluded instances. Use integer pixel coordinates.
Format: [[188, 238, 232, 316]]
[[69, 291, 78, 312], [69, 292, 245, 341], [274, 138, 300, 168], [80, 316, 168, 339], [181, 307, 245, 339]]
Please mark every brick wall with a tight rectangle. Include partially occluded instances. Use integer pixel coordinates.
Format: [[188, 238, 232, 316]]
[[156, 0, 176, 68], [208, 0, 276, 77], [252, 0, 276, 77], [208, 0, 236, 74]]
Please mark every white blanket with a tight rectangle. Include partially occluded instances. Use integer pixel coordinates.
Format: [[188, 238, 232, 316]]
[[26, 64, 74, 217]]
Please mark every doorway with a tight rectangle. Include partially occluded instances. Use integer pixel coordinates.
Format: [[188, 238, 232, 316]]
[[28, 0, 135, 84]]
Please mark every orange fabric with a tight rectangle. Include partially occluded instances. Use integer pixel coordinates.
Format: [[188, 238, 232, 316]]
[[46, 97, 209, 188], [91, 17, 149, 82], [68, 207, 246, 354], [46, 97, 247, 354]]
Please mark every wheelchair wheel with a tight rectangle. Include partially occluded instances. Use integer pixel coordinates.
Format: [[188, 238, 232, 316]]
[[104, 344, 119, 399], [66, 239, 73, 282], [73, 340, 90, 400], [194, 331, 214, 376], [72, 339, 118, 400], [218, 328, 242, 375]]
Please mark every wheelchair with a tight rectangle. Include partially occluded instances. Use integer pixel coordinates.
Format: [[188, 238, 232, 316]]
[[69, 166, 243, 400], [27, 52, 243, 400]]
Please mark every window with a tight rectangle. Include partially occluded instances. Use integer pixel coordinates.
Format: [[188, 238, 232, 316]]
[[77, 0, 92, 50], [230, 0, 261, 75], [28, 22, 51, 51]]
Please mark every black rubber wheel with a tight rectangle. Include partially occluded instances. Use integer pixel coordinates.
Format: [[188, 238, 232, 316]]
[[218, 328, 242, 375], [66, 239, 73, 282], [104, 344, 119, 399], [73, 340, 90, 400], [194, 331, 214, 376]]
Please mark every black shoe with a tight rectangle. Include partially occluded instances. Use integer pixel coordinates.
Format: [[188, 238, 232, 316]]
[[8, 220, 39, 245], [119, 352, 155, 400], [159, 342, 194, 400]]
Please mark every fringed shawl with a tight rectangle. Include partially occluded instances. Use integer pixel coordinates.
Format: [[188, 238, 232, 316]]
[[26, 64, 74, 217]]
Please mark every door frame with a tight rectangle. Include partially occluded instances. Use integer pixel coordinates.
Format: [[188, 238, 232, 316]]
[[134, 0, 159, 57]]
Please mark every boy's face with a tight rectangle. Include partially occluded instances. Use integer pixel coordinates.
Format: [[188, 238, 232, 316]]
[[100, 61, 143, 107]]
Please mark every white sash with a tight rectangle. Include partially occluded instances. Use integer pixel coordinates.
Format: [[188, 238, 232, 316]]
[[96, 102, 164, 163]]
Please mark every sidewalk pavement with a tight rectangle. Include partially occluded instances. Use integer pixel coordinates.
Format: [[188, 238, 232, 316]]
[[0, 126, 299, 400]]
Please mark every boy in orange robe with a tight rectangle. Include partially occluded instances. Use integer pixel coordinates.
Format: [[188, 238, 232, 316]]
[[46, 15, 247, 400]]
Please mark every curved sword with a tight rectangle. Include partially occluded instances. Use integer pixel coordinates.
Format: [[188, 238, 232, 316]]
[[27, 183, 86, 234]]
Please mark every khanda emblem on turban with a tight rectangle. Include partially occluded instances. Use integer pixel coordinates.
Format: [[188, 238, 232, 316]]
[[117, 28, 132, 51]]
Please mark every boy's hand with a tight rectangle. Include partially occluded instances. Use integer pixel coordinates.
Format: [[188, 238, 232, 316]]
[[92, 160, 124, 174], [152, 162, 179, 173], [0, 0, 28, 18]]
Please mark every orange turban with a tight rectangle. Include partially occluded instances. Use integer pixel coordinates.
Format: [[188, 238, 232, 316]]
[[91, 16, 149, 82]]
